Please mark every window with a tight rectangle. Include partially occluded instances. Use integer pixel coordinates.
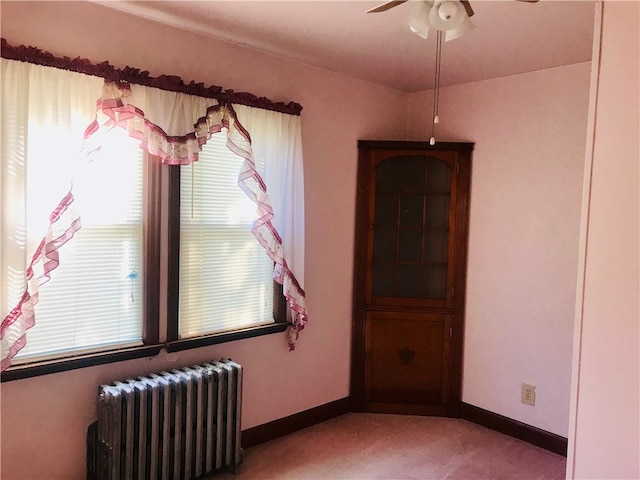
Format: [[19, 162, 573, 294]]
[[174, 131, 282, 340], [1, 55, 306, 377], [13, 131, 147, 362], [0, 60, 155, 367]]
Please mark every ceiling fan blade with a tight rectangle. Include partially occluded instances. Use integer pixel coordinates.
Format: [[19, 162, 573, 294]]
[[515, 0, 539, 2], [366, 0, 409, 13], [460, 0, 475, 17]]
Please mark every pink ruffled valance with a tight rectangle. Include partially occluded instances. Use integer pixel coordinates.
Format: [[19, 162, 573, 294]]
[[0, 38, 303, 115]]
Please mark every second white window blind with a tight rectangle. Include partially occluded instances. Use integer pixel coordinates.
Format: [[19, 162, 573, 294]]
[[179, 131, 275, 338]]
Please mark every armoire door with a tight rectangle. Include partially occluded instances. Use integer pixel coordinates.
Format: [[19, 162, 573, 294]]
[[352, 141, 473, 417]]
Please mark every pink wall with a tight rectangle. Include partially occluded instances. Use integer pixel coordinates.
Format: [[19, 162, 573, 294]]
[[407, 62, 592, 436], [567, 2, 640, 478], [5, 1, 631, 479], [0, 2, 408, 478]]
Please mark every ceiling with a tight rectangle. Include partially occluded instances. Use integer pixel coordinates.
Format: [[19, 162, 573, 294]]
[[94, 0, 595, 93]]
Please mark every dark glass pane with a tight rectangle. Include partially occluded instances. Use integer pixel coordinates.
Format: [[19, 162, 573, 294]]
[[375, 193, 398, 226], [372, 262, 396, 297], [372, 155, 453, 301], [376, 159, 402, 191], [426, 157, 451, 194], [403, 157, 426, 193], [422, 265, 447, 299], [399, 194, 424, 228], [398, 229, 422, 262], [398, 264, 421, 298], [423, 230, 448, 263], [373, 228, 397, 261], [425, 195, 450, 228]]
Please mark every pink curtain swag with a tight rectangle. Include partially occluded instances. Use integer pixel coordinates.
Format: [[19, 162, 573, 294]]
[[1, 81, 308, 371]]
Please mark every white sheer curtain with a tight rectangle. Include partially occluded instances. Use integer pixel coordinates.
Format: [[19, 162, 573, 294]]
[[233, 105, 305, 288], [1, 60, 104, 369], [1, 61, 307, 370], [231, 105, 307, 346]]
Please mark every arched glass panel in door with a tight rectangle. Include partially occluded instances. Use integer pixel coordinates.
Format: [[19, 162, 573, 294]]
[[371, 155, 451, 299]]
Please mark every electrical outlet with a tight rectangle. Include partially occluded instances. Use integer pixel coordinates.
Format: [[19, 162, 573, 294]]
[[521, 383, 536, 406]]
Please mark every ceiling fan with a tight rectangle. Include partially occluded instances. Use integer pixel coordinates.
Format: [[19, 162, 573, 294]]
[[367, 0, 538, 144], [367, 0, 539, 41]]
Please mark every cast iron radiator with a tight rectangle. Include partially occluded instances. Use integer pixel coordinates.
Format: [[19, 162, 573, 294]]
[[87, 359, 243, 480]]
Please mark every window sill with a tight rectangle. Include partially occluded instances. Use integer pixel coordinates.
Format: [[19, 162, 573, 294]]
[[167, 322, 288, 353], [1, 322, 289, 382]]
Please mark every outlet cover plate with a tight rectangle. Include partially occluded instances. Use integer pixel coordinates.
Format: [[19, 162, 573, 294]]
[[521, 383, 536, 406]]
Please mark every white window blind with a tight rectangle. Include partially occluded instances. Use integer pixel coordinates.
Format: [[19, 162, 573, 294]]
[[1, 60, 146, 363], [13, 129, 145, 362], [179, 131, 275, 338]]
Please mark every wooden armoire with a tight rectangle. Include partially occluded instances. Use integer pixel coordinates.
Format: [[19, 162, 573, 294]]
[[351, 140, 473, 417]]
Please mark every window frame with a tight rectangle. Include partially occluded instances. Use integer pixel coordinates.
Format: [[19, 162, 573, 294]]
[[165, 162, 288, 353], [1, 151, 287, 383], [0, 48, 301, 382], [1, 152, 163, 381]]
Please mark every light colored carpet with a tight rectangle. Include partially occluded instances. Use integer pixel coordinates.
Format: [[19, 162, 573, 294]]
[[213, 413, 566, 480]]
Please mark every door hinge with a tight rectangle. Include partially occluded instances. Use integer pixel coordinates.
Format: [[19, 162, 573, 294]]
[[456, 163, 460, 174], [451, 286, 454, 298], [449, 327, 453, 338]]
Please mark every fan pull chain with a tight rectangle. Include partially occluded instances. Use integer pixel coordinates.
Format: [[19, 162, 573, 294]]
[[430, 30, 443, 145], [435, 30, 442, 123]]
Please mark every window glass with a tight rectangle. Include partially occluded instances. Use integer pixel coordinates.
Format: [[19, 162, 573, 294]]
[[178, 131, 275, 338], [371, 155, 451, 300], [13, 129, 145, 361]]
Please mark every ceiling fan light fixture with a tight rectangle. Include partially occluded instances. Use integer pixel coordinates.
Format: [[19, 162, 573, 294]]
[[437, 1, 459, 21], [428, 0, 466, 31], [444, 15, 475, 41], [408, 1, 433, 39]]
